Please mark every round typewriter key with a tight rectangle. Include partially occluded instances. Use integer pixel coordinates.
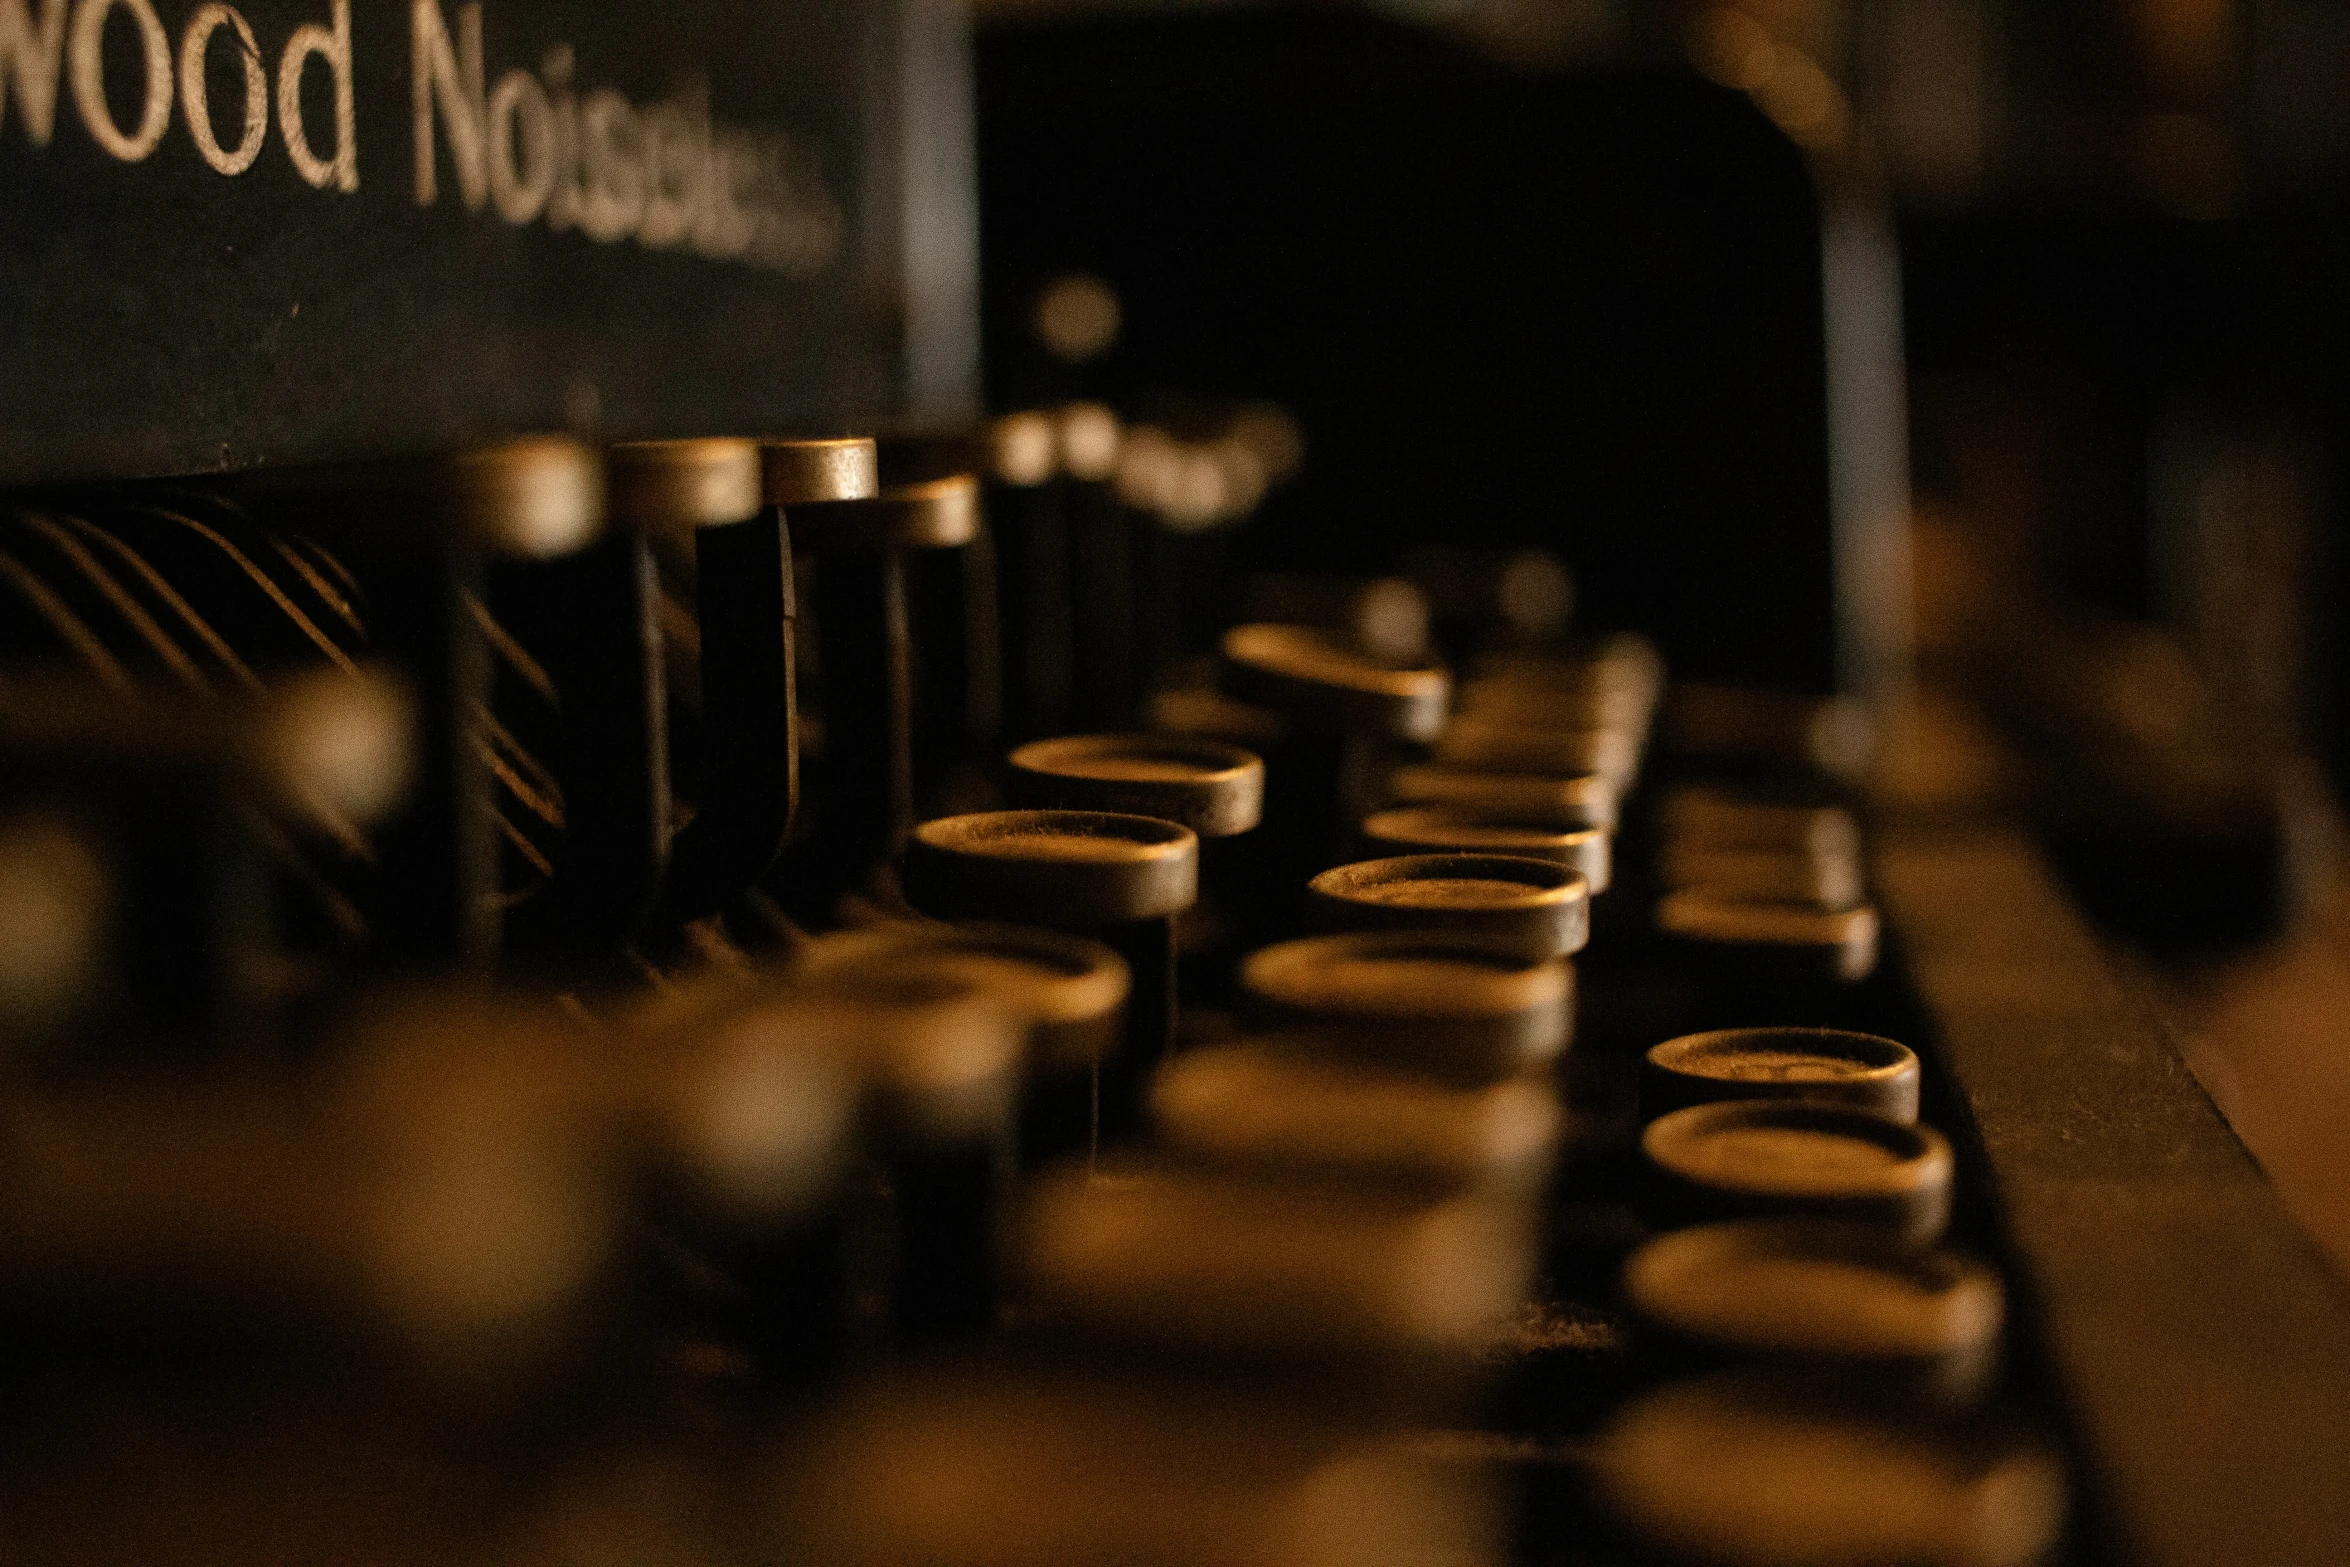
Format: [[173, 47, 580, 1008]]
[[1434, 716, 1642, 787], [796, 922, 1130, 1167], [1596, 1376, 2066, 1567], [903, 810, 1199, 1142], [750, 975, 1025, 1346], [1007, 733, 1264, 838], [1217, 622, 1450, 743], [1624, 1220, 2004, 1409], [1656, 890, 1881, 984], [579, 441, 764, 938], [1219, 620, 1452, 890], [760, 436, 882, 504], [1660, 839, 1864, 908], [1307, 853, 1589, 962], [1641, 1100, 1953, 1245], [1480, 632, 1664, 698], [1361, 805, 1612, 893], [439, 435, 608, 558], [788, 473, 983, 908], [607, 437, 766, 532], [1021, 1163, 1532, 1364], [1642, 1028, 1920, 1123], [1663, 786, 1861, 859], [788, 474, 981, 553], [1152, 1041, 1563, 1193], [903, 811, 1199, 927], [1456, 675, 1653, 734], [776, 1371, 1499, 1567], [1390, 763, 1618, 831], [1239, 931, 1572, 1084], [795, 923, 1127, 1073]]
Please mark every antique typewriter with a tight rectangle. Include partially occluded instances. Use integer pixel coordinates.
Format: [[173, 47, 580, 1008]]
[[0, 2, 2343, 1563]]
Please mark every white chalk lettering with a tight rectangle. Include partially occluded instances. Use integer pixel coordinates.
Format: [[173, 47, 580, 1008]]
[[484, 64, 549, 222], [179, 4, 265, 175], [537, 43, 577, 231], [278, 0, 352, 190], [574, 87, 638, 242], [0, 0, 836, 276], [410, 0, 481, 208], [407, 0, 842, 275], [0, 0, 66, 144], [69, 0, 170, 162]]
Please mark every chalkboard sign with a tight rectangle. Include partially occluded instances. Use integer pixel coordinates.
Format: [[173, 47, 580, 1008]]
[[0, 0, 975, 483]]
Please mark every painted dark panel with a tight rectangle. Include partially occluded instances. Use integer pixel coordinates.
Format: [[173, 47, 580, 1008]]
[[0, 0, 962, 482]]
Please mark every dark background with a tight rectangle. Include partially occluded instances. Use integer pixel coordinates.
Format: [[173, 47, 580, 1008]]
[[981, 11, 1843, 692]]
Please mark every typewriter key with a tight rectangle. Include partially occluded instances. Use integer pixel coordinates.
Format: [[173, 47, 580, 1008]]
[[1456, 674, 1654, 734], [640, 989, 858, 1230], [1220, 622, 1450, 884], [1360, 805, 1613, 893], [1596, 1375, 2065, 1567], [1151, 1041, 1562, 1194], [1660, 838, 1865, 908], [1655, 890, 1882, 985], [795, 922, 1129, 1165], [1641, 1028, 1920, 1123], [653, 438, 878, 929], [1006, 733, 1265, 839], [1642, 1100, 1953, 1246], [903, 810, 1199, 1139], [1239, 931, 1572, 1085], [988, 412, 1076, 742], [1662, 786, 1861, 859], [533, 438, 758, 944], [775, 1370, 1501, 1567], [0, 992, 624, 1371], [1020, 1163, 1531, 1366], [1480, 632, 1665, 700], [791, 475, 982, 899], [1390, 763, 1619, 832], [760, 437, 884, 505], [1624, 1220, 2003, 1408], [1219, 622, 1449, 743], [903, 810, 1198, 928], [1307, 853, 1589, 962], [807, 970, 1026, 1343], [1433, 715, 1642, 788]]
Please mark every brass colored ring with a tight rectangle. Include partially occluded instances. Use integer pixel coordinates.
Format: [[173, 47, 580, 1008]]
[[795, 923, 1128, 1072], [1217, 623, 1449, 741], [439, 435, 607, 558], [1307, 853, 1588, 961], [1655, 891, 1881, 983], [606, 438, 764, 530], [789, 475, 981, 552], [1239, 931, 1572, 1085], [1389, 764, 1618, 831], [1623, 1219, 2002, 1405], [761, 437, 881, 505], [902, 810, 1200, 928], [1007, 733, 1265, 837], [1641, 1100, 1953, 1245], [1359, 806, 1611, 893], [1641, 1028, 1919, 1124]]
